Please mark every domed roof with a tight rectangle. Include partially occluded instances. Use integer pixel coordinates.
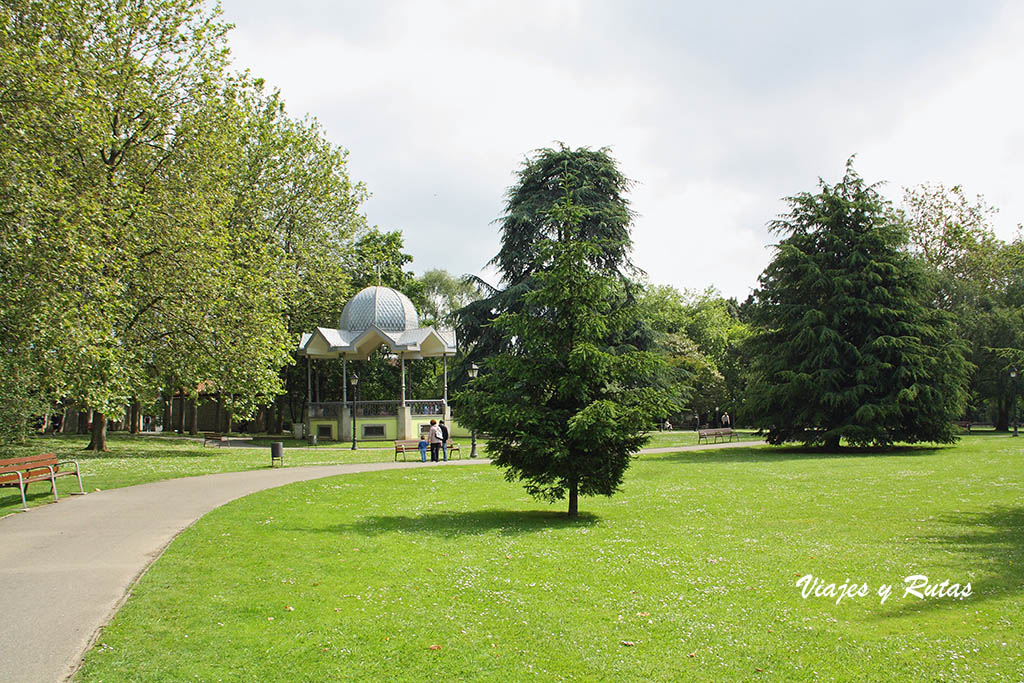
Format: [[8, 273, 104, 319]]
[[339, 286, 419, 332]]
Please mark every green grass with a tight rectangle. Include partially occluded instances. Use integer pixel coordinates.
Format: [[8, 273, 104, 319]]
[[642, 429, 760, 448], [0, 433, 482, 516], [1, 429, 725, 516], [76, 435, 1024, 681]]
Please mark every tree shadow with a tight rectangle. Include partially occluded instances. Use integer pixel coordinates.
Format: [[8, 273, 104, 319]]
[[298, 508, 600, 538], [653, 445, 948, 465], [882, 505, 1024, 618]]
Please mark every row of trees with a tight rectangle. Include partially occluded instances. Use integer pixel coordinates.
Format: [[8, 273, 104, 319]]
[[0, 0, 376, 447]]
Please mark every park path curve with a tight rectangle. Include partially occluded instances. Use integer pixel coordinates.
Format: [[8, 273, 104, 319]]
[[0, 439, 761, 682]]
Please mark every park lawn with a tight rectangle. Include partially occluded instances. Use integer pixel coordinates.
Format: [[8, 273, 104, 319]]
[[643, 429, 760, 449], [0, 434, 483, 517], [77, 436, 1023, 681]]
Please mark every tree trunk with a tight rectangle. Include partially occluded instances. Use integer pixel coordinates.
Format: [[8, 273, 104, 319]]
[[567, 478, 579, 518], [129, 400, 139, 434], [995, 397, 1009, 432], [78, 409, 91, 435], [59, 405, 70, 434], [86, 412, 108, 451], [162, 393, 172, 433], [824, 434, 841, 450], [266, 401, 279, 435], [188, 398, 198, 435], [215, 394, 223, 432], [177, 391, 186, 434]]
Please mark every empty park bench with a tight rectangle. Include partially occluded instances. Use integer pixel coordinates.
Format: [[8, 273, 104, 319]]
[[0, 453, 85, 511], [202, 432, 253, 446], [697, 427, 736, 444], [394, 439, 462, 461], [394, 439, 421, 461], [954, 420, 972, 433]]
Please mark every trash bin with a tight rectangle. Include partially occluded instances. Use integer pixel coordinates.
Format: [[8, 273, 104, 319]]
[[271, 442, 284, 467]]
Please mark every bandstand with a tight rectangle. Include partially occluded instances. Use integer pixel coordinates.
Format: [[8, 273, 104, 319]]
[[298, 286, 458, 442]]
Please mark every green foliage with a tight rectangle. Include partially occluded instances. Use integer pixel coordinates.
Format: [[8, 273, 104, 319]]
[[747, 160, 971, 447], [901, 185, 1024, 429], [637, 285, 751, 424], [417, 269, 485, 326], [456, 144, 637, 365], [491, 143, 635, 285], [0, 1, 369, 443], [459, 178, 670, 516]]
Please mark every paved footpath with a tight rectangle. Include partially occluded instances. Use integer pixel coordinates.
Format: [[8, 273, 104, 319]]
[[0, 440, 761, 682]]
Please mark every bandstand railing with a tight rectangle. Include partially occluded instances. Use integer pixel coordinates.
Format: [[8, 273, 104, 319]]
[[408, 400, 445, 416], [355, 401, 399, 417], [309, 402, 344, 418], [309, 400, 445, 419]]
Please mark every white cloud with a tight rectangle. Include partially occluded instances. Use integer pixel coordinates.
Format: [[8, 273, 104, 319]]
[[218, 0, 1021, 302]]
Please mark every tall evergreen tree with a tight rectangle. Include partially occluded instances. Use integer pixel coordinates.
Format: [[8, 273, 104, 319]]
[[459, 177, 670, 517], [455, 144, 640, 365], [747, 160, 970, 448]]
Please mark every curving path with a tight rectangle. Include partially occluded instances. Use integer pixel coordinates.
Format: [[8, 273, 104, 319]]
[[0, 440, 761, 682]]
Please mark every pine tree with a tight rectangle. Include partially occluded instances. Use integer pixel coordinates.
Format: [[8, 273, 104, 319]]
[[459, 178, 669, 517], [747, 160, 970, 448]]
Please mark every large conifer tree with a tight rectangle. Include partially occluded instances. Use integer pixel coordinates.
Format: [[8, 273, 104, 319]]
[[747, 160, 970, 448], [459, 176, 668, 517], [455, 144, 639, 365]]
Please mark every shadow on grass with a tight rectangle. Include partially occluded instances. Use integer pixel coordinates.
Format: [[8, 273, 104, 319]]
[[0, 486, 61, 513], [308, 508, 600, 538], [884, 505, 1024, 618], [652, 445, 948, 465]]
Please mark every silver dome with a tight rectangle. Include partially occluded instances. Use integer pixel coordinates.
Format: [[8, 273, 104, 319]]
[[339, 286, 419, 332]]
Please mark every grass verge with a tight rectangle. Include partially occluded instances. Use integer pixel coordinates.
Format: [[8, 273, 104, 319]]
[[0, 434, 482, 516], [77, 435, 1023, 681]]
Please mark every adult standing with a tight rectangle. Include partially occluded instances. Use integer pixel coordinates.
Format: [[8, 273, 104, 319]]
[[439, 420, 450, 461], [428, 419, 442, 462], [721, 411, 731, 428]]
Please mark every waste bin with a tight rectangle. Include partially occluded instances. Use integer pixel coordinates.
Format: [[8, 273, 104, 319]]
[[271, 441, 284, 467]]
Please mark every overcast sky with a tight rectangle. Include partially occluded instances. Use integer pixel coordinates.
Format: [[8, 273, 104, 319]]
[[218, 0, 1024, 300]]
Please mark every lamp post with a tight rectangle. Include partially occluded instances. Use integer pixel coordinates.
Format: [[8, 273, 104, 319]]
[[468, 363, 479, 458], [350, 373, 359, 450], [1012, 368, 1019, 438]]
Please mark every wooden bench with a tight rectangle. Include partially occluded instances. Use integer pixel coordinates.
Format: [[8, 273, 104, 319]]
[[202, 433, 254, 446], [444, 440, 462, 460], [395, 439, 422, 461], [954, 420, 972, 433], [394, 439, 462, 461], [697, 428, 736, 444], [0, 453, 85, 511]]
